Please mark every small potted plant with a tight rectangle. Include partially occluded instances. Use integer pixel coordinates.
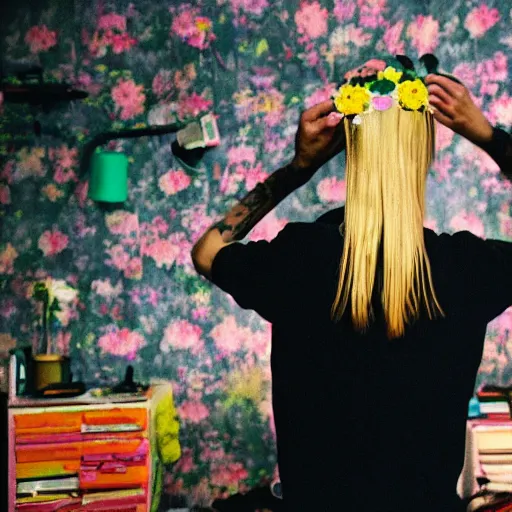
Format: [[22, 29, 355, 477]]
[[29, 278, 78, 390]]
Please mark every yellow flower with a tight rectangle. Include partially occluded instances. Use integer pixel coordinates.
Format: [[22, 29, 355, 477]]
[[195, 17, 212, 32], [226, 366, 266, 406], [397, 79, 429, 110], [377, 66, 403, 84], [334, 84, 370, 115]]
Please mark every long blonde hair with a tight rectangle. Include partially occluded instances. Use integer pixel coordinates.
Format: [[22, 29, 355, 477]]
[[331, 107, 446, 339]]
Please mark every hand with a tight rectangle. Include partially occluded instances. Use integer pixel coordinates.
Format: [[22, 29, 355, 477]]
[[343, 58, 387, 81], [425, 74, 493, 146], [291, 99, 346, 172]]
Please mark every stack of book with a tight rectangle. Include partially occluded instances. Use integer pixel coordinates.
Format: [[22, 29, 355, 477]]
[[475, 424, 512, 493], [477, 387, 512, 421]]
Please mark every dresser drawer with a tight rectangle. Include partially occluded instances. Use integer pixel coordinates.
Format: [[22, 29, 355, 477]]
[[14, 411, 82, 436], [14, 407, 148, 438], [16, 438, 147, 463]]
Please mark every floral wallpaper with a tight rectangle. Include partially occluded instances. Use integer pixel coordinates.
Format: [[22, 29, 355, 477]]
[[0, 0, 511, 506]]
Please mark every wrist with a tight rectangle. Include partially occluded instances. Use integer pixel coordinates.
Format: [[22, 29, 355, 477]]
[[468, 121, 494, 148], [290, 156, 318, 175]]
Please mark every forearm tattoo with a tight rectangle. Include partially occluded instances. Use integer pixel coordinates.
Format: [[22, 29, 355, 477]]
[[211, 163, 313, 243]]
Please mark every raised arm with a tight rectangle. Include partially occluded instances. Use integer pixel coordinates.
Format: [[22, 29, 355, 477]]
[[425, 74, 511, 178], [191, 100, 346, 279]]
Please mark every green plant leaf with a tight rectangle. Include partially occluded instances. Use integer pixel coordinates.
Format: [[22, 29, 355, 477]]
[[369, 79, 395, 94], [399, 70, 417, 83]]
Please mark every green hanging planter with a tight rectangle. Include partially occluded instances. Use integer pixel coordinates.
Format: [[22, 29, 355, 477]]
[[88, 151, 129, 203]]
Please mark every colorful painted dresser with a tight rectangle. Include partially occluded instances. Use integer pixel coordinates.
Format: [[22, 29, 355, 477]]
[[8, 390, 159, 512]]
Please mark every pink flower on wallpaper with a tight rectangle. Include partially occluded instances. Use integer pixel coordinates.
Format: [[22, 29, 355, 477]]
[[406, 15, 439, 55], [227, 146, 257, 167], [210, 315, 251, 354], [179, 400, 210, 423], [491, 52, 508, 82], [142, 239, 178, 269], [476, 52, 508, 97], [174, 449, 197, 474], [423, 218, 439, 234], [381, 20, 405, 55], [448, 210, 485, 238], [160, 319, 203, 353], [250, 68, 277, 90], [200, 443, 225, 462], [210, 462, 249, 487], [498, 204, 512, 237], [357, 0, 387, 29], [105, 244, 130, 271], [91, 278, 123, 299], [171, 8, 215, 50], [248, 212, 288, 242], [1, 160, 14, 184], [432, 154, 452, 183], [152, 70, 174, 97], [181, 205, 214, 240], [74, 181, 89, 209], [482, 176, 507, 195], [0, 243, 18, 274], [54, 167, 77, 184], [347, 25, 372, 48], [98, 327, 146, 360], [177, 92, 213, 119], [174, 64, 197, 90], [243, 163, 268, 190], [451, 63, 477, 90], [306, 50, 320, 66], [435, 122, 455, 152], [192, 306, 211, 321], [38, 229, 69, 256], [245, 327, 271, 360], [494, 308, 512, 338], [50, 145, 78, 170], [110, 32, 137, 54], [98, 13, 127, 32], [464, 4, 500, 39], [264, 106, 286, 128], [295, 1, 329, 40], [25, 25, 57, 53], [168, 232, 192, 266], [105, 210, 139, 236], [488, 93, 512, 127], [333, 0, 355, 22], [305, 84, 336, 109], [158, 169, 191, 196], [0, 184, 11, 205], [230, 0, 269, 16], [111, 79, 146, 120], [316, 176, 346, 203]]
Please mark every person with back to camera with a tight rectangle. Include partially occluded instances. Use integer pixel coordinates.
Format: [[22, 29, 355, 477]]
[[191, 54, 512, 512]]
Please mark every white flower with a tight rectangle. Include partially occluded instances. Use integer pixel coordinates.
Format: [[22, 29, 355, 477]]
[[50, 279, 78, 303], [91, 278, 123, 299], [329, 26, 350, 56]]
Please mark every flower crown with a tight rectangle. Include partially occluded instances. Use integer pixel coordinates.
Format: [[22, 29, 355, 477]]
[[332, 54, 459, 124]]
